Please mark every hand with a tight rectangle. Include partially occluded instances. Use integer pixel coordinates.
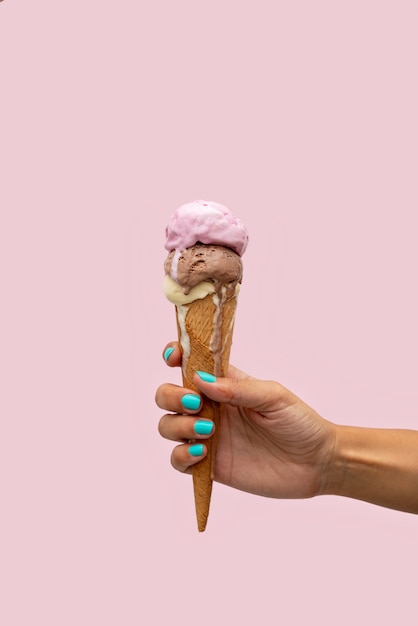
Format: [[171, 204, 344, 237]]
[[155, 343, 337, 499]]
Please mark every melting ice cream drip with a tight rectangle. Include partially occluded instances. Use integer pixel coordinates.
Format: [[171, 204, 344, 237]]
[[209, 284, 234, 377], [209, 292, 222, 377], [171, 249, 181, 283], [176, 304, 190, 376]]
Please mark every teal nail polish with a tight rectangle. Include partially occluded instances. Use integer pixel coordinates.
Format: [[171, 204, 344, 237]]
[[189, 443, 204, 457], [163, 347, 175, 362], [197, 371, 217, 383], [181, 393, 201, 411], [194, 420, 214, 436]]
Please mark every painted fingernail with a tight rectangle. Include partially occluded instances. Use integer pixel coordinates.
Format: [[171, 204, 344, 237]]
[[163, 347, 175, 362], [189, 443, 204, 457], [181, 393, 201, 411], [194, 420, 214, 436], [196, 371, 217, 383]]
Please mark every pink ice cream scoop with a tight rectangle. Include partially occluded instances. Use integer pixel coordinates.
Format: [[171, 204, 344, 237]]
[[165, 200, 249, 257]]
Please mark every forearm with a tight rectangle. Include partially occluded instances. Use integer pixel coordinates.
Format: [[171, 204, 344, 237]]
[[324, 426, 418, 514]]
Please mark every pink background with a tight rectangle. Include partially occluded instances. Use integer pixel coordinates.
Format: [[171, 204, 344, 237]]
[[1, 1, 417, 624]]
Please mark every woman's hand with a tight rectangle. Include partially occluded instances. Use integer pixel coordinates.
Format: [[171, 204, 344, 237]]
[[155, 343, 337, 499]]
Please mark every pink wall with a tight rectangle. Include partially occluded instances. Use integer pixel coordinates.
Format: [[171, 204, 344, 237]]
[[1, 1, 417, 624]]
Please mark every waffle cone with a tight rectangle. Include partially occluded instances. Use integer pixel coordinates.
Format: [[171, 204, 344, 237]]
[[175, 291, 238, 532]]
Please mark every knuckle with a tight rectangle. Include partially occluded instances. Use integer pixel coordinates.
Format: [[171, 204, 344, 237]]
[[215, 379, 235, 402], [170, 446, 186, 473], [222, 377, 245, 402], [157, 414, 167, 436], [154, 385, 165, 408], [268, 380, 283, 394]]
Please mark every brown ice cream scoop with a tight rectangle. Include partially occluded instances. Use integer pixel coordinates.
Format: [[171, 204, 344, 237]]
[[165, 244, 243, 295]]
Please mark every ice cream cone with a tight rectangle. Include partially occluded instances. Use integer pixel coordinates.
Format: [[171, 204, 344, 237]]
[[175, 292, 238, 531], [163, 200, 248, 532]]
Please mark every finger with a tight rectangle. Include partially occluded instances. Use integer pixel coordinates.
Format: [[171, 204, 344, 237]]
[[193, 371, 294, 413], [171, 442, 207, 473], [162, 342, 182, 367], [155, 383, 202, 414], [158, 414, 215, 442]]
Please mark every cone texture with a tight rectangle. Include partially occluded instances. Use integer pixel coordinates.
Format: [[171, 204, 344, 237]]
[[175, 292, 237, 531]]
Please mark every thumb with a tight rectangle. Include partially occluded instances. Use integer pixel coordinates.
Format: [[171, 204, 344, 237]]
[[193, 371, 292, 413]]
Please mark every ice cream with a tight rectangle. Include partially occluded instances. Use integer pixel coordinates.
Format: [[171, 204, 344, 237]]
[[164, 243, 243, 296], [163, 200, 248, 531], [164, 200, 248, 257]]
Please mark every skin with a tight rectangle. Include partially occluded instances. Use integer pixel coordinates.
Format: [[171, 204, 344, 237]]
[[156, 343, 418, 514]]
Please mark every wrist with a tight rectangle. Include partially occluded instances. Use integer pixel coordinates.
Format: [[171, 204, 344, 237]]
[[322, 424, 394, 498], [321, 425, 364, 498], [322, 424, 418, 513]]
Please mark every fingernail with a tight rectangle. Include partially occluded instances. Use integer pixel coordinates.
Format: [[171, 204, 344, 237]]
[[196, 371, 217, 383], [189, 443, 204, 457], [163, 347, 175, 362], [181, 393, 201, 411], [194, 420, 214, 436]]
